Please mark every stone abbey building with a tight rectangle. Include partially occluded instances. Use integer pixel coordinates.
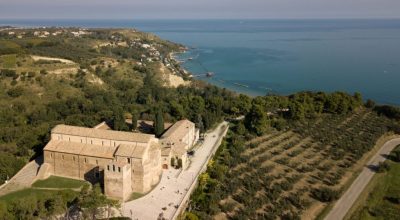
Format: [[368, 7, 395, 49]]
[[41, 119, 199, 201]]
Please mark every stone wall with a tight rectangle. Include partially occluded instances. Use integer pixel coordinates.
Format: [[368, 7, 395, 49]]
[[44, 150, 112, 183], [104, 164, 132, 201]]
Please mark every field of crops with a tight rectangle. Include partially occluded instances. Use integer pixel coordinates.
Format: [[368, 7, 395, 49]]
[[188, 109, 394, 219]]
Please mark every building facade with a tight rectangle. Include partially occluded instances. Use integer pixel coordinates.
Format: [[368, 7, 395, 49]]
[[41, 119, 198, 201], [160, 120, 199, 169]]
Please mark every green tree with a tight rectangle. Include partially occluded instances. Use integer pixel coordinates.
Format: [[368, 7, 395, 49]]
[[235, 122, 246, 136], [154, 110, 164, 137], [245, 104, 269, 136], [78, 184, 119, 220], [365, 99, 376, 108], [177, 158, 183, 169], [171, 157, 175, 167], [131, 110, 138, 131], [112, 109, 128, 131], [195, 114, 204, 133]]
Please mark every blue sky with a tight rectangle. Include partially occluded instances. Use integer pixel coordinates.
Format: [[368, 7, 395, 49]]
[[0, 0, 399, 19]]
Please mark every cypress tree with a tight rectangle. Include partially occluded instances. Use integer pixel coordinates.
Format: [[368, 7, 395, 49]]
[[154, 110, 164, 137], [131, 111, 138, 131]]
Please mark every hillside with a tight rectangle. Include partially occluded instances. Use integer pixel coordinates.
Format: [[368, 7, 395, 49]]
[[186, 93, 400, 219], [0, 27, 243, 186], [1, 27, 400, 219]]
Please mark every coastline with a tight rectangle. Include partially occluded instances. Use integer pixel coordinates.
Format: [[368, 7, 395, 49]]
[[170, 49, 272, 98]]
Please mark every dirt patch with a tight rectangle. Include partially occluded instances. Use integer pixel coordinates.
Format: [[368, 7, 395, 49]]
[[31, 55, 75, 64], [302, 202, 326, 220], [49, 67, 79, 75], [159, 63, 189, 88]]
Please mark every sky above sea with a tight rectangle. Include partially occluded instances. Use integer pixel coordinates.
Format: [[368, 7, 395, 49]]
[[1, 19, 400, 105], [1, 0, 399, 19]]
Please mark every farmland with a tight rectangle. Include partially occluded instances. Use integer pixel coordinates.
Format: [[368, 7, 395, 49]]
[[187, 109, 396, 219]]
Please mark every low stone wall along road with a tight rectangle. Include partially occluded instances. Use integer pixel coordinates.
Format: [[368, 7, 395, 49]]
[[122, 121, 229, 220]]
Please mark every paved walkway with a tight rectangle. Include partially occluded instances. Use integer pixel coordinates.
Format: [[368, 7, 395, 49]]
[[324, 138, 400, 220], [122, 122, 229, 220], [0, 156, 42, 197]]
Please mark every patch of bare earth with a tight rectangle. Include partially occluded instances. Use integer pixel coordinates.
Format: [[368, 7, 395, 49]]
[[31, 55, 75, 64], [159, 63, 189, 88]]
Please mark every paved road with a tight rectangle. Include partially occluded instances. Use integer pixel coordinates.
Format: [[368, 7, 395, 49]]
[[324, 138, 400, 220], [122, 122, 229, 220]]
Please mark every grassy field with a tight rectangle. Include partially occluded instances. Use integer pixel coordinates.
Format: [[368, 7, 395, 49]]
[[0, 188, 77, 203], [32, 176, 88, 189], [0, 54, 16, 68], [347, 145, 400, 220]]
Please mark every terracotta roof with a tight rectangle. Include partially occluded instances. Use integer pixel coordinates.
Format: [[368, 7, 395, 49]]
[[115, 144, 147, 159], [44, 140, 117, 159], [161, 147, 172, 156], [171, 142, 187, 156], [161, 119, 194, 142], [52, 124, 154, 143]]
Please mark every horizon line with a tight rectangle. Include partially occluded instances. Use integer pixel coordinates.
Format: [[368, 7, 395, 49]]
[[1, 17, 400, 21]]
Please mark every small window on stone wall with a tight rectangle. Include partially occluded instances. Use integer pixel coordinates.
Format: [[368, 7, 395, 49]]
[[118, 167, 121, 172], [62, 155, 64, 160], [113, 165, 115, 172], [73, 156, 75, 162], [84, 158, 87, 163], [127, 158, 131, 164], [107, 165, 110, 171]]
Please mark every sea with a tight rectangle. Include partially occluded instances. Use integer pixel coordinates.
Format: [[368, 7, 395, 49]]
[[1, 19, 400, 105]]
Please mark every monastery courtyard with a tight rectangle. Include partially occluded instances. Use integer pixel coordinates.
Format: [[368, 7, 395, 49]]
[[122, 121, 229, 220]]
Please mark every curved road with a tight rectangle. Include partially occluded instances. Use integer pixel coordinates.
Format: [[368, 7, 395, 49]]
[[324, 138, 400, 220]]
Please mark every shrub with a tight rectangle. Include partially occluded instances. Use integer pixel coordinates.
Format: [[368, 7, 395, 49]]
[[177, 158, 183, 169], [7, 86, 24, 97], [0, 69, 17, 78], [171, 157, 175, 167], [311, 187, 339, 202], [376, 161, 390, 173]]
